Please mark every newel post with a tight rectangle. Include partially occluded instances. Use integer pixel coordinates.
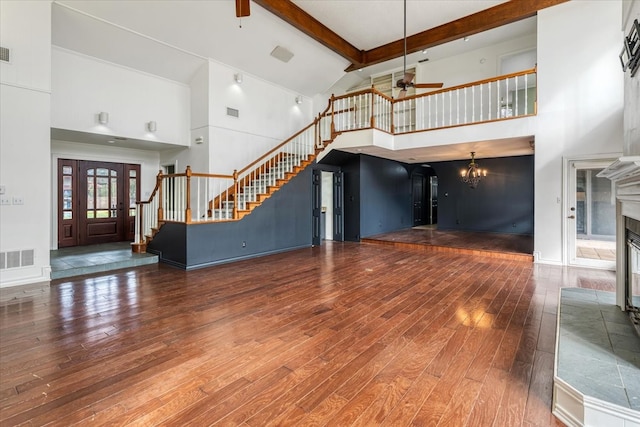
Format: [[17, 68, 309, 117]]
[[185, 166, 192, 224], [233, 169, 238, 220], [330, 94, 336, 135], [156, 169, 164, 222]]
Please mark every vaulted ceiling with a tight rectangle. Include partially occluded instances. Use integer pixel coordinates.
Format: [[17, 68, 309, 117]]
[[52, 0, 565, 97]]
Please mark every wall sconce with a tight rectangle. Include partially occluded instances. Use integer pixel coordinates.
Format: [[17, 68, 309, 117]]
[[147, 121, 157, 132], [295, 96, 303, 104], [234, 73, 243, 84], [98, 112, 109, 124]]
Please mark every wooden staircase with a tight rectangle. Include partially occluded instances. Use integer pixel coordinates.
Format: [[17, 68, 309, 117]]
[[210, 153, 316, 221]]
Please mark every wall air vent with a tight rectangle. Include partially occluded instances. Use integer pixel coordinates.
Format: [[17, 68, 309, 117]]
[[0, 249, 35, 269], [226, 107, 239, 118], [0, 46, 10, 63], [270, 46, 294, 63]]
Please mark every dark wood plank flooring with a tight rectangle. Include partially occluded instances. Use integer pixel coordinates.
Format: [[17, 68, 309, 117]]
[[363, 228, 534, 262], [0, 242, 615, 426]]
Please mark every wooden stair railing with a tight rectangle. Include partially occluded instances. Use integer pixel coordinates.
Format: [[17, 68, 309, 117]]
[[132, 68, 537, 253]]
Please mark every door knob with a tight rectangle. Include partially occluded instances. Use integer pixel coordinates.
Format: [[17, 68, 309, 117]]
[[568, 215, 575, 219]]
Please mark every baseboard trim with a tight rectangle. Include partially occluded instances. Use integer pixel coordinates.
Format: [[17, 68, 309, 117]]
[[184, 244, 311, 271]]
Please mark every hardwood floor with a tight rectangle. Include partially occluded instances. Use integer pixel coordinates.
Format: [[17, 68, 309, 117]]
[[0, 242, 615, 426], [362, 228, 534, 262]]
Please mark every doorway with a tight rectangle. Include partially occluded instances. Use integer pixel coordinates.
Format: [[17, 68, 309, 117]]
[[312, 169, 344, 246], [566, 159, 616, 269], [411, 168, 438, 227], [58, 159, 140, 247]]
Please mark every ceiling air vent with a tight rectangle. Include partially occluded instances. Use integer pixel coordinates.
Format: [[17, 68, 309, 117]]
[[270, 46, 294, 63], [0, 46, 10, 63], [226, 107, 239, 118]]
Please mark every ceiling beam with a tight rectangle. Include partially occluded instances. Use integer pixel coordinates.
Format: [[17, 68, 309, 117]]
[[253, 0, 363, 66], [350, 0, 569, 71], [256, 0, 569, 73]]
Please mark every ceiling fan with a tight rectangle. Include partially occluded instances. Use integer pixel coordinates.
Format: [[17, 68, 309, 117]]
[[396, 0, 443, 99]]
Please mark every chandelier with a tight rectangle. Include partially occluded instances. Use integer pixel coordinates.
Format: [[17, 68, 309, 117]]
[[461, 152, 487, 189]]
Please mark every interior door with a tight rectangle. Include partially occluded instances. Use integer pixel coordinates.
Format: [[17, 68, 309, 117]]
[[567, 159, 616, 269], [412, 174, 425, 226], [333, 172, 344, 241], [429, 176, 438, 224], [312, 169, 321, 246]]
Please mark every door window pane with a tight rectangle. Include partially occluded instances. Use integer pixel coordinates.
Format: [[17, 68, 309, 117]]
[[96, 177, 109, 209], [87, 177, 94, 209], [591, 171, 614, 236], [111, 178, 118, 216]]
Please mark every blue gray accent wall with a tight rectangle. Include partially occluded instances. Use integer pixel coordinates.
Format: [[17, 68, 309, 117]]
[[148, 166, 313, 269], [320, 151, 412, 241], [429, 155, 534, 234], [359, 155, 412, 238]]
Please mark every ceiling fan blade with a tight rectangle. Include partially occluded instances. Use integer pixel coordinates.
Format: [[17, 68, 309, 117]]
[[414, 82, 444, 89], [403, 73, 415, 84], [397, 89, 408, 99], [236, 0, 250, 17]]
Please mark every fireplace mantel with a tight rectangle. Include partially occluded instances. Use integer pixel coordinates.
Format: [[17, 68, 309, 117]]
[[599, 156, 640, 222]]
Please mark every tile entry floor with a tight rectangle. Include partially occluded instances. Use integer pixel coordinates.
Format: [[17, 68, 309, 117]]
[[50, 242, 158, 280], [557, 288, 640, 411]]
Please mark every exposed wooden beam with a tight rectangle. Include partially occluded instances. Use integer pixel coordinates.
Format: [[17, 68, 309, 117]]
[[253, 0, 364, 66], [349, 0, 569, 71], [254, 0, 568, 72], [236, 0, 250, 18]]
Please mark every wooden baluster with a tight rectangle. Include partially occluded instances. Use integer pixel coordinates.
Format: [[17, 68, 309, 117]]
[[185, 166, 192, 224], [370, 90, 376, 128], [330, 94, 336, 136]]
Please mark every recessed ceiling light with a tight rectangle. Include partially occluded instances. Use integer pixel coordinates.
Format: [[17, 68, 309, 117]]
[[421, 49, 428, 54], [107, 140, 115, 144], [463, 36, 470, 42]]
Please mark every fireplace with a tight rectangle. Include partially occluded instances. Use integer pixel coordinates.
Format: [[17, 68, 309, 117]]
[[597, 156, 640, 322], [627, 217, 640, 335]]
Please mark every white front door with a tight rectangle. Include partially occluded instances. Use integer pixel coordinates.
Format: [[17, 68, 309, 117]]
[[566, 159, 616, 269]]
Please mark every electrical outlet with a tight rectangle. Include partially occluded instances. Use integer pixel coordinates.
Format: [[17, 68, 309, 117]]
[[1, 197, 11, 206], [12, 197, 24, 205]]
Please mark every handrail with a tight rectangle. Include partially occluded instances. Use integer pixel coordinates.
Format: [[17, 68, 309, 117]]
[[238, 102, 333, 175], [397, 67, 537, 101], [133, 68, 537, 244]]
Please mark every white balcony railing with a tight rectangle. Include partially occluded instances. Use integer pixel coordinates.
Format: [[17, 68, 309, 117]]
[[133, 68, 537, 249]]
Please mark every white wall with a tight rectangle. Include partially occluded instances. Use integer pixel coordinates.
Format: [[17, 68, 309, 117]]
[[416, 34, 537, 92], [535, 0, 624, 265], [50, 140, 161, 249], [206, 61, 313, 174], [623, 0, 640, 156], [51, 47, 191, 147], [0, 1, 52, 287]]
